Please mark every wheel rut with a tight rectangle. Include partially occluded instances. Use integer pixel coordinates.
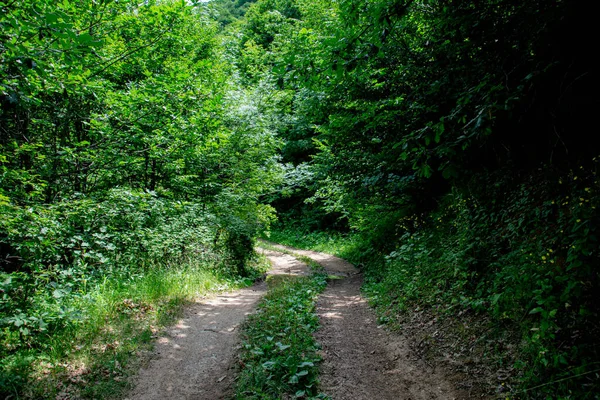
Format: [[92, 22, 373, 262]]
[[125, 248, 310, 400], [126, 243, 467, 399], [267, 242, 467, 400], [124, 285, 266, 400]]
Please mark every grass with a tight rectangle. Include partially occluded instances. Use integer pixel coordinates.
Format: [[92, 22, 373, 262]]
[[265, 228, 352, 256], [264, 227, 364, 263], [1, 255, 268, 399], [236, 249, 328, 400]]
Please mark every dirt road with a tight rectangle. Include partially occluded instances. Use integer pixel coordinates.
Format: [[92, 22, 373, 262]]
[[126, 243, 466, 399], [266, 242, 467, 400], [125, 249, 309, 400]]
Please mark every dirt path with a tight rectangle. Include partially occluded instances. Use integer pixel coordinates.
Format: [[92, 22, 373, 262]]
[[124, 250, 309, 400], [126, 243, 467, 399], [267, 242, 467, 400]]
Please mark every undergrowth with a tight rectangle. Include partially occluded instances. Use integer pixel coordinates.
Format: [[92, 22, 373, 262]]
[[270, 162, 600, 399], [236, 260, 328, 399], [0, 255, 266, 399]]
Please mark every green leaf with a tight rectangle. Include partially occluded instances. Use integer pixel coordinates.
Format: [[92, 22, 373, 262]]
[[276, 342, 291, 351], [298, 361, 314, 368], [45, 13, 59, 23], [490, 293, 501, 305], [442, 166, 458, 179]]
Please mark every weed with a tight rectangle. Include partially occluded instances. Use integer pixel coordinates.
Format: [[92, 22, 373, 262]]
[[236, 268, 328, 399]]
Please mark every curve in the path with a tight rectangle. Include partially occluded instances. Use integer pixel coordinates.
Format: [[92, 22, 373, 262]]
[[258, 241, 357, 277], [268, 242, 467, 400]]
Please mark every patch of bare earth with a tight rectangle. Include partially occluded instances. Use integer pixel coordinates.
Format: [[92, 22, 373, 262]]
[[269, 243, 473, 400], [397, 305, 516, 398], [124, 286, 264, 400], [124, 250, 309, 400]]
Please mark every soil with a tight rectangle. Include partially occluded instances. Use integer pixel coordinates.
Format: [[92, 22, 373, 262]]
[[316, 274, 468, 400], [125, 243, 473, 399], [123, 285, 265, 400]]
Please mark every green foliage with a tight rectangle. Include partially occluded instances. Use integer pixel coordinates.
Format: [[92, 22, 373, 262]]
[[209, 0, 258, 27], [0, 256, 253, 399], [1, 0, 282, 397], [2, 0, 596, 397], [236, 0, 596, 395], [238, 0, 592, 230], [359, 164, 600, 398], [269, 157, 600, 398], [236, 272, 327, 399], [266, 227, 362, 261]]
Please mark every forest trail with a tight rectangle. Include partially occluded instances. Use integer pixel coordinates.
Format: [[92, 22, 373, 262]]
[[264, 242, 468, 400], [124, 250, 310, 400], [126, 243, 467, 399]]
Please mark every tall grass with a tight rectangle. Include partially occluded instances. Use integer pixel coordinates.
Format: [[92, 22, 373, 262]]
[[1, 256, 263, 399]]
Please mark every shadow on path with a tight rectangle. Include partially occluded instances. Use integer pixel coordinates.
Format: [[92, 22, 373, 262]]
[[265, 241, 469, 400], [125, 247, 311, 400], [124, 286, 265, 400]]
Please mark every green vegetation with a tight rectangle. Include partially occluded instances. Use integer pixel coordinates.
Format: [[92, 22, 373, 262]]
[[266, 229, 360, 261], [2, 0, 596, 398], [234, 0, 596, 396], [269, 163, 600, 398], [359, 167, 600, 397], [236, 266, 327, 399], [1, 0, 279, 397], [2, 257, 259, 399]]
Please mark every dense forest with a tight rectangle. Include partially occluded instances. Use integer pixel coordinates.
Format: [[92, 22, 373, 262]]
[[1, 0, 597, 398]]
